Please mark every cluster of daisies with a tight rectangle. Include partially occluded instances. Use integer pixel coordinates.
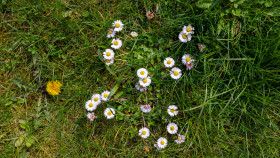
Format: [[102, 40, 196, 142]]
[[138, 104, 185, 150], [103, 20, 124, 66], [162, 24, 207, 80], [85, 91, 116, 120], [163, 54, 196, 79], [135, 68, 151, 92], [178, 24, 194, 43]]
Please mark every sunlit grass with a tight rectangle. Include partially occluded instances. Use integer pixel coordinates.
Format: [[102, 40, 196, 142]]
[[1, 0, 280, 157]]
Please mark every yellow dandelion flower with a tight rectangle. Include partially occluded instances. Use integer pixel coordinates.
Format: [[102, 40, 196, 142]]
[[46, 80, 62, 96]]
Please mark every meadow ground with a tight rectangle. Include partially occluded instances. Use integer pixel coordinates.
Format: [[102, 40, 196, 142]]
[[1, 0, 280, 157]]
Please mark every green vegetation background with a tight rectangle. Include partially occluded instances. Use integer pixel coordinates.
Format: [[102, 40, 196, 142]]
[[1, 0, 280, 157]]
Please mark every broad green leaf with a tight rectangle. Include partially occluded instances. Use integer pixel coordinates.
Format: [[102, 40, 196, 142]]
[[114, 92, 123, 99], [264, 8, 280, 16], [15, 137, 24, 147], [196, 0, 213, 9], [108, 84, 119, 99]]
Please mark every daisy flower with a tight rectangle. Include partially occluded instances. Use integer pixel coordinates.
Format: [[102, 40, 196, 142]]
[[175, 134, 185, 144], [131, 31, 138, 37], [91, 94, 101, 106], [104, 108, 115, 119], [140, 104, 151, 113], [186, 62, 194, 70], [139, 76, 151, 87], [46, 80, 62, 96], [182, 54, 194, 65], [138, 127, 150, 139], [135, 84, 147, 92], [183, 24, 195, 34], [112, 20, 124, 32], [87, 112, 96, 121], [198, 44, 206, 52], [85, 100, 97, 111], [154, 144, 161, 150], [164, 57, 175, 68], [101, 91, 110, 101], [146, 10, 154, 20], [170, 67, 182, 80], [178, 31, 192, 43], [137, 68, 148, 78], [143, 146, 150, 152], [156, 137, 168, 149], [107, 28, 116, 38], [167, 105, 178, 116], [105, 58, 114, 66], [103, 49, 114, 59], [111, 38, 122, 49], [167, 123, 178, 134]]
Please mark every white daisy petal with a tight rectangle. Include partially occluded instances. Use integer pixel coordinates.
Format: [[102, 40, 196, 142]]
[[139, 76, 151, 87], [164, 57, 175, 68], [87, 112, 96, 121], [175, 134, 185, 144], [167, 105, 178, 116], [135, 84, 147, 92], [167, 123, 178, 134], [107, 28, 116, 38], [131, 31, 138, 37], [85, 100, 97, 111], [137, 68, 148, 78], [91, 94, 101, 106], [156, 137, 168, 149], [140, 104, 151, 113], [170, 67, 182, 80], [104, 108, 115, 119], [105, 58, 114, 66], [183, 24, 195, 34], [138, 127, 150, 139], [182, 54, 194, 65], [111, 39, 122, 49], [112, 20, 124, 32], [179, 31, 192, 43], [186, 61, 194, 70], [103, 49, 115, 59], [101, 91, 110, 101]]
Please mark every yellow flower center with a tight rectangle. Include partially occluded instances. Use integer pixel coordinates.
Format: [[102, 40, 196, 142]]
[[186, 57, 191, 62], [171, 109, 175, 113], [167, 60, 171, 64], [89, 103, 93, 107], [109, 30, 113, 34], [143, 79, 147, 83], [182, 34, 188, 39], [106, 59, 111, 63], [144, 147, 149, 151], [114, 41, 118, 45], [104, 94, 108, 98], [160, 141, 165, 145], [140, 71, 145, 75], [199, 46, 202, 50], [178, 137, 182, 141], [170, 126, 175, 130], [108, 111, 112, 115], [94, 97, 98, 101], [142, 131, 146, 135], [115, 23, 120, 28], [174, 71, 179, 76], [187, 27, 191, 32], [132, 34, 135, 37], [106, 52, 111, 56]]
